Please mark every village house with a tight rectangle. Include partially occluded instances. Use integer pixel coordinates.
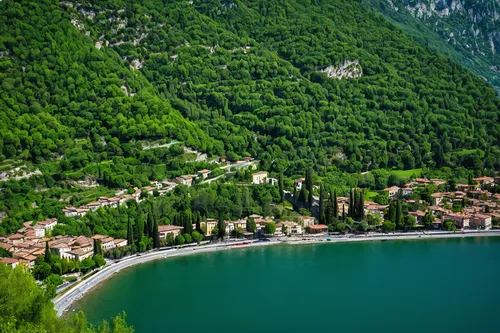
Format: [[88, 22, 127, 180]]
[[175, 175, 195, 186], [34, 218, 58, 236], [101, 237, 116, 251], [431, 192, 448, 206], [276, 221, 302, 235], [364, 202, 387, 220], [114, 239, 128, 248], [13, 252, 37, 269], [252, 171, 268, 185], [430, 179, 447, 186], [202, 218, 218, 236], [384, 186, 400, 200], [295, 178, 305, 191], [400, 187, 414, 197], [233, 219, 247, 230], [299, 216, 316, 228], [443, 213, 471, 229], [307, 224, 328, 234], [197, 169, 212, 179], [473, 176, 495, 189], [408, 210, 426, 225], [470, 214, 492, 230], [0, 257, 19, 269], [68, 248, 93, 261], [158, 225, 184, 239], [9, 234, 24, 245], [49, 240, 73, 259], [415, 178, 431, 186]]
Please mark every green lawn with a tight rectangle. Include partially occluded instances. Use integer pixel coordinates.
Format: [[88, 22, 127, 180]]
[[364, 190, 378, 201], [389, 168, 422, 179]]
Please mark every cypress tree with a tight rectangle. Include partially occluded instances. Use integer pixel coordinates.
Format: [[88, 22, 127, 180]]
[[195, 212, 201, 232], [333, 189, 338, 220], [342, 204, 345, 221], [359, 189, 364, 220], [152, 216, 160, 249], [217, 213, 226, 239], [306, 167, 313, 207], [136, 215, 144, 243], [319, 184, 326, 224], [278, 172, 284, 203], [389, 201, 397, 223], [127, 216, 134, 245], [44, 241, 51, 263], [349, 188, 353, 218], [147, 211, 154, 237], [396, 200, 403, 230]]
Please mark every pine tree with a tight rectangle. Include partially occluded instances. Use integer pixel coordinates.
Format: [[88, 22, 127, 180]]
[[127, 216, 134, 245], [152, 216, 160, 249], [44, 241, 51, 263]]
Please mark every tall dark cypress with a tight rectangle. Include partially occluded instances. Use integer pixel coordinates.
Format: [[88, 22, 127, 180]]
[[333, 189, 338, 220], [359, 189, 364, 220], [152, 216, 160, 249], [127, 216, 134, 245], [349, 188, 353, 218], [342, 204, 345, 221], [136, 215, 144, 243], [44, 241, 51, 263], [147, 211, 154, 237], [278, 172, 284, 203], [396, 200, 403, 230], [306, 167, 313, 207], [318, 184, 326, 224], [195, 212, 201, 232]]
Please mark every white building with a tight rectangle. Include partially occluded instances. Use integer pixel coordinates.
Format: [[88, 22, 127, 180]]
[[252, 171, 268, 184]]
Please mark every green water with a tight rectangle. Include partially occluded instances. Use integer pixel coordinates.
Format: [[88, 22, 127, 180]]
[[75, 237, 500, 333]]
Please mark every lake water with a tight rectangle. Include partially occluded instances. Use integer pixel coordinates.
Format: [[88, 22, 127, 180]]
[[74, 237, 500, 333]]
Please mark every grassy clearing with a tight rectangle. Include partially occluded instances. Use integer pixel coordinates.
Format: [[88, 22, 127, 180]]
[[389, 168, 422, 179], [364, 190, 378, 201]]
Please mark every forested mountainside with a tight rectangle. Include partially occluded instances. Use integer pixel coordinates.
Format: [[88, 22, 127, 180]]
[[364, 0, 500, 91], [1, 0, 500, 175]]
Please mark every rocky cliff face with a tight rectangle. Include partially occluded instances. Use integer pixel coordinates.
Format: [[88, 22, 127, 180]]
[[401, 0, 499, 58], [365, 0, 500, 91]]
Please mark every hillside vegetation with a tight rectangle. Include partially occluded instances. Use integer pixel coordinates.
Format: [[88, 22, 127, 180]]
[[1, 0, 499, 177]]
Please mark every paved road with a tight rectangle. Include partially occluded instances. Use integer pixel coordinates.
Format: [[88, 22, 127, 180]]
[[53, 240, 277, 317]]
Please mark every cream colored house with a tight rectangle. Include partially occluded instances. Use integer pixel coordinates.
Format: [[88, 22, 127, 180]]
[[158, 225, 184, 239], [252, 171, 268, 184]]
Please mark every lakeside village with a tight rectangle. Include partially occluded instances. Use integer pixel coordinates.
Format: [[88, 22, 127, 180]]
[[1, 164, 500, 275]]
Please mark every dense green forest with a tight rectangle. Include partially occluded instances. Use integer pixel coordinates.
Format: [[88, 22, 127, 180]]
[[1, 0, 499, 176], [0, 264, 133, 332]]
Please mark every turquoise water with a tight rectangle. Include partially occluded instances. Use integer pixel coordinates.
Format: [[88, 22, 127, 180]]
[[75, 237, 500, 333]]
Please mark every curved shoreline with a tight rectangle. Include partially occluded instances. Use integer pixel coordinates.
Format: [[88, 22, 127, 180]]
[[53, 230, 500, 317]]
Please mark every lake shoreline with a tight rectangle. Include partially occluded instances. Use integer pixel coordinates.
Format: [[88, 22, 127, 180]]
[[54, 230, 500, 317]]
